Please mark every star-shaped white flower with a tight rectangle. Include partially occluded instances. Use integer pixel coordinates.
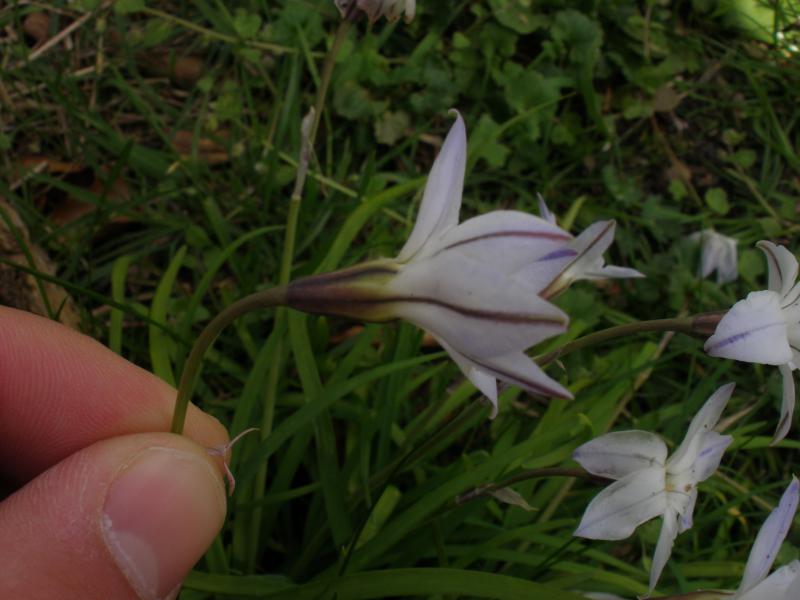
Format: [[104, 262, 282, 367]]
[[704, 241, 800, 443], [734, 477, 800, 600], [690, 229, 738, 284], [573, 383, 735, 595], [288, 112, 640, 415]]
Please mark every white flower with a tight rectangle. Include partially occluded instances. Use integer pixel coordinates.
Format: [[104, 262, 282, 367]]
[[734, 477, 800, 600], [573, 383, 735, 595], [335, 0, 415, 23], [534, 196, 644, 299], [288, 112, 638, 415], [704, 241, 800, 443], [690, 229, 738, 284]]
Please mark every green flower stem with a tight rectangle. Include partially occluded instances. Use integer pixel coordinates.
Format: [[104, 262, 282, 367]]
[[263, 18, 351, 438], [535, 313, 723, 367], [248, 18, 351, 571], [170, 286, 288, 435], [310, 19, 351, 144]]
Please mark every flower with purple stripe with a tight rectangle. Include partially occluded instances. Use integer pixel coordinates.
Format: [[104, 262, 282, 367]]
[[705, 241, 800, 443], [287, 112, 641, 416]]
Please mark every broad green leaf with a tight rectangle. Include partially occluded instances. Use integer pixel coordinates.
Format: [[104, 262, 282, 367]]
[[705, 187, 730, 215]]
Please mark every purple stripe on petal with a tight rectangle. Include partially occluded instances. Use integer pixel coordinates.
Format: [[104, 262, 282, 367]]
[[698, 437, 728, 458], [705, 321, 786, 353], [539, 248, 578, 261]]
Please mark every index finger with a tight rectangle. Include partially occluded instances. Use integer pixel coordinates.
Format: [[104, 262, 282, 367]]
[[0, 306, 228, 482]]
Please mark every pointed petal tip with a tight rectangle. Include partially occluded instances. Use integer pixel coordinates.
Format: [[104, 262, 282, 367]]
[[770, 364, 796, 445], [446, 108, 466, 134], [770, 429, 788, 447], [755, 240, 775, 252]]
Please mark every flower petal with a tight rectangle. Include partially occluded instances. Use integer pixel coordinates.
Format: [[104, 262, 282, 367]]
[[403, 0, 416, 22], [434, 335, 499, 415], [574, 467, 667, 540], [541, 220, 643, 297], [739, 477, 800, 596], [676, 487, 698, 533], [772, 364, 796, 445], [784, 283, 800, 309], [513, 247, 582, 295], [694, 230, 738, 284], [434, 338, 572, 413], [649, 508, 679, 594], [691, 431, 733, 482], [398, 112, 466, 262], [537, 193, 557, 225], [714, 234, 739, 284], [388, 251, 568, 358], [758, 241, 799, 298], [468, 350, 572, 400], [418, 210, 573, 273], [667, 383, 735, 473], [786, 563, 800, 599], [572, 431, 668, 480], [738, 561, 800, 600], [704, 291, 792, 365], [697, 232, 719, 280]]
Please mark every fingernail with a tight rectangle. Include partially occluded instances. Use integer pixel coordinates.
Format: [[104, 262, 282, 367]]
[[102, 447, 226, 600]]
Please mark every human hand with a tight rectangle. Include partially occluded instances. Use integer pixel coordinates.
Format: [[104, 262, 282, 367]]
[[0, 306, 230, 600]]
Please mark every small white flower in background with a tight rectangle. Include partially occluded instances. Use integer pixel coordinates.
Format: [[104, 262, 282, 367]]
[[705, 241, 800, 443], [733, 477, 800, 600], [689, 229, 738, 284], [573, 383, 735, 595], [335, 0, 415, 23], [288, 112, 640, 416]]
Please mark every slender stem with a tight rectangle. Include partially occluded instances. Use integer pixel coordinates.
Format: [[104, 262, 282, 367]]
[[170, 286, 288, 435], [311, 20, 351, 144], [263, 19, 351, 433], [535, 315, 710, 367], [248, 19, 351, 571], [455, 467, 608, 505]]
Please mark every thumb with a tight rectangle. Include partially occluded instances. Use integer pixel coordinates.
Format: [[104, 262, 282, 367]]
[[0, 433, 227, 600]]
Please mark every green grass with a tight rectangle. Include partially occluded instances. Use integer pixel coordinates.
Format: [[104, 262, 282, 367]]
[[2, 1, 800, 598]]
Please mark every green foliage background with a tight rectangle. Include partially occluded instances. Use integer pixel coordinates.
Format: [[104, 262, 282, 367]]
[[2, 0, 800, 597]]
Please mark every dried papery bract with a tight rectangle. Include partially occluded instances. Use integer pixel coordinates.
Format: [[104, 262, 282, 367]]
[[334, 0, 416, 23], [207, 428, 260, 495]]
